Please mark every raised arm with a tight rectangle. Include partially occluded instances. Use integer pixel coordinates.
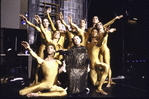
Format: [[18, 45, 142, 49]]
[[21, 41, 44, 64], [46, 7, 57, 31], [68, 15, 81, 32], [97, 28, 116, 46], [34, 15, 53, 44], [20, 14, 41, 32], [59, 12, 70, 31], [103, 15, 123, 27]]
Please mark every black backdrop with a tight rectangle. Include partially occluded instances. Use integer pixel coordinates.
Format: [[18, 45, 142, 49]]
[[87, 0, 147, 77]]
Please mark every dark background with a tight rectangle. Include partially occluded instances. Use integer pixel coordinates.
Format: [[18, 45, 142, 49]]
[[87, 0, 148, 77]]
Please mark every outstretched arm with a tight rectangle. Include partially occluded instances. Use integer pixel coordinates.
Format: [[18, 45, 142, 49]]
[[34, 15, 53, 44], [103, 15, 123, 27], [21, 41, 44, 64], [60, 12, 71, 31], [47, 7, 57, 31], [20, 14, 41, 32], [68, 15, 81, 32]]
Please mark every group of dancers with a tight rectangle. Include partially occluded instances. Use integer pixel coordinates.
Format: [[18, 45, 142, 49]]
[[19, 7, 123, 97]]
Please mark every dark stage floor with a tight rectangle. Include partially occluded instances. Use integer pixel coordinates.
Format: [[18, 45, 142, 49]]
[[1, 76, 147, 98]]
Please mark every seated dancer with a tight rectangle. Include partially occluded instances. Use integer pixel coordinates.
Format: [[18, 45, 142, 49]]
[[19, 41, 67, 97], [61, 35, 90, 94], [86, 27, 116, 95], [46, 7, 66, 48], [59, 12, 77, 49], [68, 15, 89, 47]]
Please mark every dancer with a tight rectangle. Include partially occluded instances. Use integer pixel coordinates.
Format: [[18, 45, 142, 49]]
[[46, 7, 66, 48], [88, 16, 100, 34], [19, 41, 67, 97], [95, 16, 122, 87], [68, 15, 89, 47], [64, 35, 90, 94], [88, 15, 123, 34], [34, 15, 64, 60], [86, 27, 116, 95], [59, 12, 77, 49], [20, 13, 53, 84]]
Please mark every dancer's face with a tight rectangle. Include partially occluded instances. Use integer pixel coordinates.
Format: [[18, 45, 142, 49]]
[[53, 31, 60, 39], [43, 19, 49, 28], [47, 45, 55, 55], [91, 29, 98, 38], [97, 22, 103, 29], [92, 16, 99, 24], [73, 36, 81, 45], [80, 20, 86, 27], [56, 20, 62, 28]]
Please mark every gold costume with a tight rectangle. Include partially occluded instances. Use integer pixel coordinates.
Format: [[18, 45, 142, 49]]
[[70, 22, 89, 47], [47, 13, 66, 48], [19, 45, 67, 97]]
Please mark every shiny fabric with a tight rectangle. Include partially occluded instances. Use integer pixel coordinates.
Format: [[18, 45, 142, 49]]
[[65, 46, 89, 94]]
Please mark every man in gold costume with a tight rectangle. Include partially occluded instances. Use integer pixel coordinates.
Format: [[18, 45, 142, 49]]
[[87, 27, 116, 95], [19, 41, 67, 97]]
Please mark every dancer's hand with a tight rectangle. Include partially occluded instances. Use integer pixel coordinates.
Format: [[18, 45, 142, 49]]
[[47, 7, 51, 14], [62, 60, 66, 72], [20, 14, 28, 22], [34, 15, 42, 24], [21, 41, 30, 50], [109, 28, 116, 33], [59, 12, 63, 20], [68, 15, 72, 23], [116, 15, 123, 19]]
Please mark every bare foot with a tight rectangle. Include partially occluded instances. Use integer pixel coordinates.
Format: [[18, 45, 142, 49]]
[[96, 89, 108, 95], [111, 81, 116, 85], [106, 83, 111, 88], [27, 92, 39, 97]]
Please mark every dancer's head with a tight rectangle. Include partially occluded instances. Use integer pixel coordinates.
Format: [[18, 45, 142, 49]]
[[56, 20, 62, 29], [72, 35, 82, 46], [45, 43, 56, 57], [42, 17, 50, 28], [95, 22, 103, 30], [91, 28, 99, 38], [80, 19, 86, 27], [53, 30, 61, 40], [92, 16, 99, 24]]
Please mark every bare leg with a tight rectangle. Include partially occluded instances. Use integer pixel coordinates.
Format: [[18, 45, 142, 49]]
[[26, 85, 67, 97], [19, 81, 48, 96], [95, 62, 109, 95], [38, 85, 67, 97], [103, 48, 115, 87], [90, 69, 98, 86]]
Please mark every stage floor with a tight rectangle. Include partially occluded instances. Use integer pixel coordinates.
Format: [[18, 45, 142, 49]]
[[1, 76, 147, 98]]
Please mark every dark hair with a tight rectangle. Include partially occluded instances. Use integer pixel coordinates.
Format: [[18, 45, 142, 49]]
[[91, 28, 99, 34], [52, 30, 61, 40], [42, 17, 49, 22], [72, 35, 82, 45], [80, 19, 87, 24], [55, 20, 62, 30], [44, 43, 56, 59]]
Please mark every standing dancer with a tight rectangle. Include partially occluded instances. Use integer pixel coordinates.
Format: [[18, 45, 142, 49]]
[[68, 15, 89, 47], [95, 15, 123, 87], [87, 28, 116, 95], [59, 12, 77, 49], [46, 7, 66, 48]]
